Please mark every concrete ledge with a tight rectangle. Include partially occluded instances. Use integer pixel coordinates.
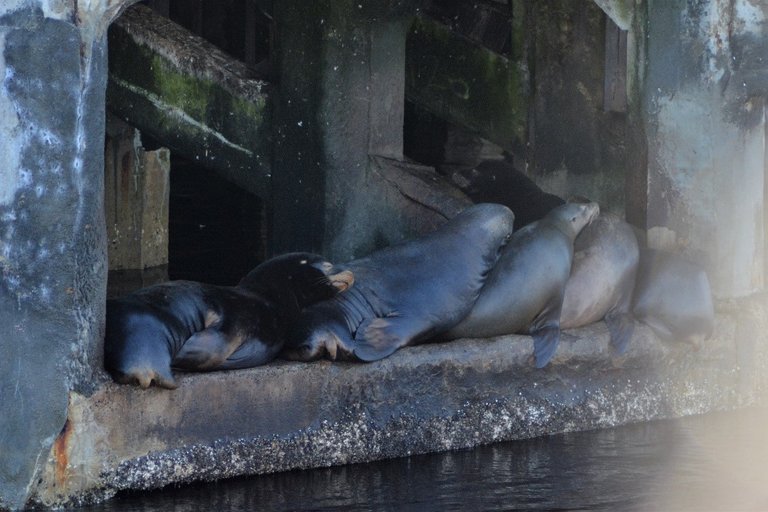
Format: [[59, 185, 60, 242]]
[[30, 297, 768, 508], [107, 4, 271, 197]]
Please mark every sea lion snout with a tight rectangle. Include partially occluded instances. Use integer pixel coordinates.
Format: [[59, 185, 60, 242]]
[[328, 270, 355, 292]]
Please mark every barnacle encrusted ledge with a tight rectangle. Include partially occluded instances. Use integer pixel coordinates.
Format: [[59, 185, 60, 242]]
[[30, 297, 768, 508]]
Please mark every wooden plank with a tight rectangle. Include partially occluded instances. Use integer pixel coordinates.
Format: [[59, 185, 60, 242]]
[[107, 4, 271, 198], [104, 116, 170, 271], [603, 17, 628, 113]]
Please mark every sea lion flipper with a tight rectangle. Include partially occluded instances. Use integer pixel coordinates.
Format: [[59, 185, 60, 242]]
[[152, 366, 179, 390], [354, 317, 407, 362], [218, 337, 280, 369], [605, 311, 635, 355], [172, 328, 238, 371], [531, 325, 560, 368], [111, 363, 178, 390]]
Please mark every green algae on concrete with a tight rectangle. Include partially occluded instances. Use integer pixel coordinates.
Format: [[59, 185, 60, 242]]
[[405, 16, 528, 151], [107, 5, 270, 197]]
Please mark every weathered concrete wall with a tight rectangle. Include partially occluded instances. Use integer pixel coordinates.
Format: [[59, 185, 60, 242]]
[[28, 299, 768, 508], [403, 1, 642, 216], [638, 0, 768, 298], [405, 15, 528, 154], [0, 1, 139, 509]]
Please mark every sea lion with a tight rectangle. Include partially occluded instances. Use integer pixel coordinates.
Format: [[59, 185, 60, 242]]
[[559, 212, 639, 354], [444, 158, 566, 228], [284, 203, 516, 362], [104, 253, 354, 389], [445, 161, 639, 352], [631, 249, 715, 346], [444, 199, 600, 368]]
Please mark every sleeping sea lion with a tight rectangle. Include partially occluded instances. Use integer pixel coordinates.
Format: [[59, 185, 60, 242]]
[[104, 252, 354, 389], [284, 203, 516, 362], [444, 199, 600, 367], [631, 249, 715, 346]]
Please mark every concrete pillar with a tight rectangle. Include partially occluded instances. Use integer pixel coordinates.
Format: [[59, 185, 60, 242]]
[[271, 1, 424, 261], [636, 0, 768, 298], [0, 1, 139, 509]]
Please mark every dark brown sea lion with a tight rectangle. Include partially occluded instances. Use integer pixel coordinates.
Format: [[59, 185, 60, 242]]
[[445, 158, 566, 228], [104, 253, 354, 389]]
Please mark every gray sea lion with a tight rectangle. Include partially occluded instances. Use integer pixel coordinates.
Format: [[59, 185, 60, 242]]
[[105, 253, 354, 389], [285, 203, 516, 362], [444, 199, 600, 367], [631, 249, 715, 345], [559, 212, 639, 354]]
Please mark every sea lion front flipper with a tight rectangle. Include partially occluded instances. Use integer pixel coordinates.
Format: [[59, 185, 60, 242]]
[[104, 302, 179, 389], [112, 363, 178, 390], [354, 316, 425, 362], [354, 317, 402, 361], [172, 328, 240, 371], [217, 337, 281, 369], [531, 325, 560, 368], [605, 311, 635, 355], [283, 323, 356, 361]]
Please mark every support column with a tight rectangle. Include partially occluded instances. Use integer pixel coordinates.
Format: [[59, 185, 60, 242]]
[[637, 0, 768, 298], [0, 1, 139, 509], [271, 1, 465, 261]]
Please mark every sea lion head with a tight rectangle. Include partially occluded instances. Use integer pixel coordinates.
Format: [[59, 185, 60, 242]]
[[553, 197, 600, 239], [238, 252, 354, 315]]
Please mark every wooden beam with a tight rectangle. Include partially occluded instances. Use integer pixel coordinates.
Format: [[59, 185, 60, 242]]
[[107, 4, 271, 197]]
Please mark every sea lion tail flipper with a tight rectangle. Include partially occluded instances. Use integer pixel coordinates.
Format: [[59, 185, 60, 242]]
[[354, 317, 408, 362], [605, 311, 635, 355], [531, 325, 560, 368]]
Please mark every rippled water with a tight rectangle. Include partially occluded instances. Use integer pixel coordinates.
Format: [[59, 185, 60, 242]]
[[91, 408, 768, 511]]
